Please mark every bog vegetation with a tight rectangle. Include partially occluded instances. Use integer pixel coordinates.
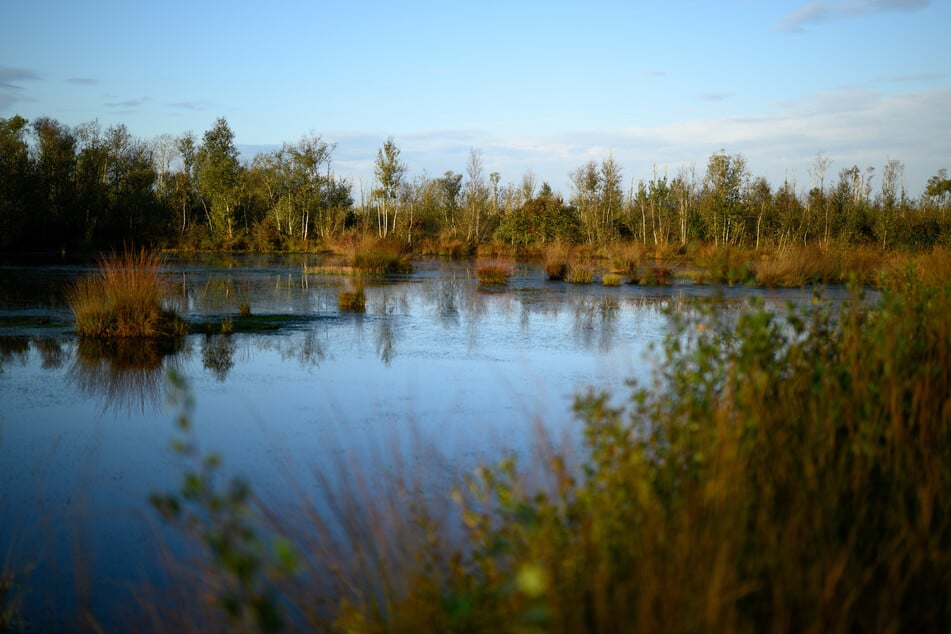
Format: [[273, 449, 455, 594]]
[[2, 114, 950, 260], [141, 248, 951, 633], [66, 247, 186, 338]]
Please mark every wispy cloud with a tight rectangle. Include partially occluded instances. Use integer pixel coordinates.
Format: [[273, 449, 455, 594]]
[[880, 72, 945, 83], [324, 85, 950, 197], [66, 77, 97, 86], [698, 92, 734, 102], [0, 66, 41, 109], [776, 0, 930, 33], [167, 101, 212, 111], [104, 97, 149, 113]]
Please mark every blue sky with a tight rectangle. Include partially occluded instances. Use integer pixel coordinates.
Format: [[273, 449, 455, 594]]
[[2, 0, 948, 196]]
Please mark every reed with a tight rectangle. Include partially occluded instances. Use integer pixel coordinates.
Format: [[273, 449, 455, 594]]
[[67, 248, 187, 338], [601, 273, 622, 287]]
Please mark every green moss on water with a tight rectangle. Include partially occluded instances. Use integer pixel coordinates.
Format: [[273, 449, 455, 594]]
[[190, 314, 321, 334]]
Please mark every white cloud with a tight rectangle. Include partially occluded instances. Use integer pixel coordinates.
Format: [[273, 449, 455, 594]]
[[243, 86, 950, 198]]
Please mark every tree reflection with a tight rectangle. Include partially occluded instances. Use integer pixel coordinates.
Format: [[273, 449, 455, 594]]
[[0, 336, 30, 372], [34, 337, 67, 370], [67, 337, 183, 414], [573, 297, 619, 352], [375, 318, 395, 365], [201, 334, 236, 382]]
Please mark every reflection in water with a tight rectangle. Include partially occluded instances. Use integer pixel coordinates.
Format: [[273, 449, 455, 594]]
[[0, 335, 30, 372], [256, 331, 328, 367], [67, 337, 183, 414], [375, 318, 396, 365], [573, 297, 620, 352], [201, 334, 237, 382], [34, 337, 67, 370]]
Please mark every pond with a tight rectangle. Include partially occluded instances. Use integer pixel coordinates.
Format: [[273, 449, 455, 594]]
[[0, 254, 838, 628]]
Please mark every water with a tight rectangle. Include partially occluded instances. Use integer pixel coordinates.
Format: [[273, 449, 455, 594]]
[[0, 254, 837, 628]]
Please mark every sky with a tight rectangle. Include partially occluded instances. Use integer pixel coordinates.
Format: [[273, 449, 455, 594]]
[[1, 0, 949, 197]]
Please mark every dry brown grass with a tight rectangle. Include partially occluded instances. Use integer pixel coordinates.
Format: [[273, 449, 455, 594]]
[[755, 244, 887, 287], [67, 248, 187, 338], [475, 260, 513, 286], [541, 242, 573, 281], [343, 235, 412, 274], [566, 265, 594, 284]]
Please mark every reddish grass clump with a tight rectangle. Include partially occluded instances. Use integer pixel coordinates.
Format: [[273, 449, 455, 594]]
[[476, 261, 513, 286], [67, 248, 187, 338]]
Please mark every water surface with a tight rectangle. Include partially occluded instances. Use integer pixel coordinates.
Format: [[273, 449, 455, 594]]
[[0, 254, 836, 628]]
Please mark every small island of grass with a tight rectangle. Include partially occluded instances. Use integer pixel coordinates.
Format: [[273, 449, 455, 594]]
[[67, 248, 188, 339]]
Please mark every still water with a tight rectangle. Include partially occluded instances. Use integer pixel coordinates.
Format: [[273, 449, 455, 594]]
[[0, 254, 830, 627]]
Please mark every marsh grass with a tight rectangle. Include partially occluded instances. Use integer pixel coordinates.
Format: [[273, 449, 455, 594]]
[[608, 242, 644, 279], [345, 236, 412, 274], [601, 273, 622, 287], [753, 244, 883, 287], [148, 253, 951, 633], [566, 265, 594, 284], [629, 264, 674, 286], [693, 244, 755, 286], [475, 261, 513, 286], [67, 248, 187, 338], [543, 243, 573, 281]]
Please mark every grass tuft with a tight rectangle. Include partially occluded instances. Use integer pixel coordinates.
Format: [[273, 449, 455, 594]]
[[345, 236, 412, 274], [476, 261, 513, 286], [566, 265, 594, 284], [602, 273, 623, 287], [67, 248, 187, 338]]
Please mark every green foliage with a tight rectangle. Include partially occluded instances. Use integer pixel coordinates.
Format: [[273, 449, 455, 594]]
[[496, 194, 581, 248]]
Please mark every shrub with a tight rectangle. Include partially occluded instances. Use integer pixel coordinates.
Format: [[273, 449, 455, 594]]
[[67, 248, 187, 338]]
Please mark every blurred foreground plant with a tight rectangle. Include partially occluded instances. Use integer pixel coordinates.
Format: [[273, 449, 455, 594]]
[[153, 248, 951, 633]]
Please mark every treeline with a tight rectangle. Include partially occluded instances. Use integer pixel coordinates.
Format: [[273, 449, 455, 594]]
[[2, 113, 951, 254]]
